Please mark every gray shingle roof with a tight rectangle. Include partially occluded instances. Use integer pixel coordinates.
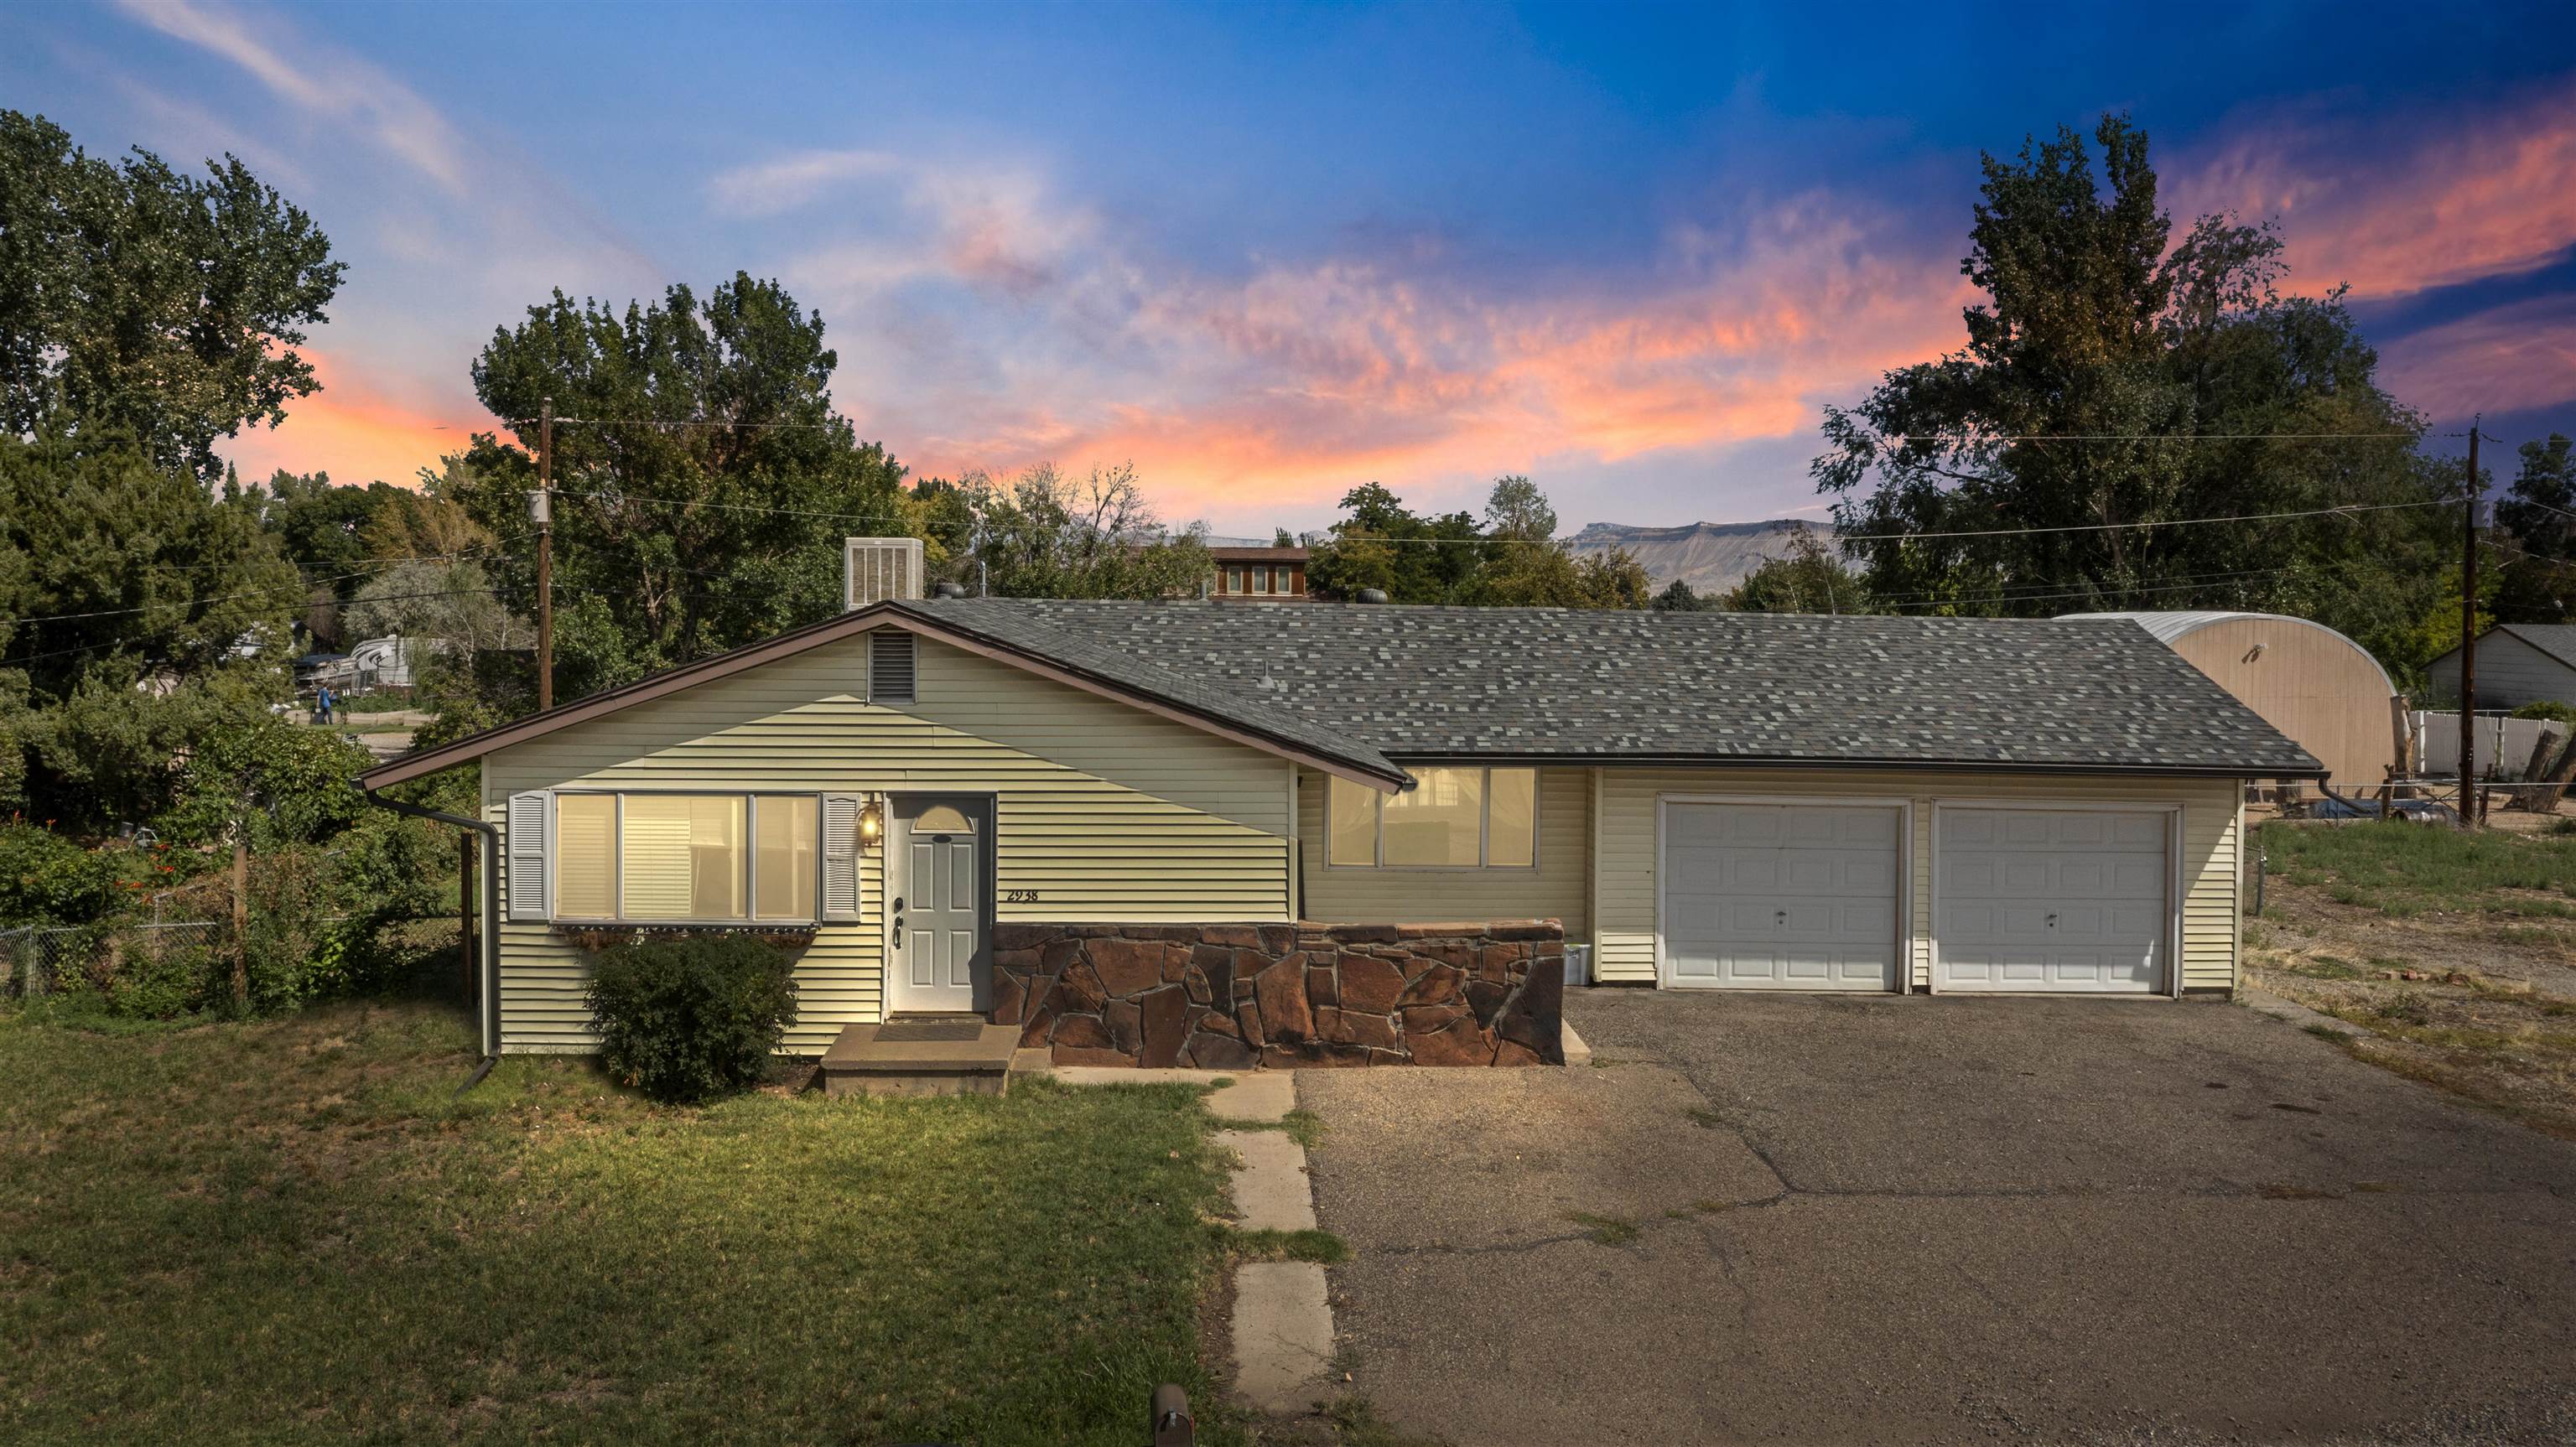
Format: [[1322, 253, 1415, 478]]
[[2497, 624, 2576, 672], [893, 598, 1401, 782], [905, 599, 2321, 777]]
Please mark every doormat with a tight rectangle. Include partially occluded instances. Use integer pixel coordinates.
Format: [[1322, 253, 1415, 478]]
[[876, 1019, 986, 1043]]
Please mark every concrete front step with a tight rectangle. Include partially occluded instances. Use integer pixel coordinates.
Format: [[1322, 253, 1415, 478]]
[[819, 1021, 1023, 1097]]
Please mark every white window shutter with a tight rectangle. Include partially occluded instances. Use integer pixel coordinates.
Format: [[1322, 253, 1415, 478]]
[[506, 791, 553, 921], [821, 795, 861, 922]]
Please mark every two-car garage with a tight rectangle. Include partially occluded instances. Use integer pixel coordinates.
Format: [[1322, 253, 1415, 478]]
[[1657, 798, 2176, 996]]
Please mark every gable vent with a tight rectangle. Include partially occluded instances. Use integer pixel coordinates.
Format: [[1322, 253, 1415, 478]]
[[844, 537, 924, 609], [870, 630, 917, 704]]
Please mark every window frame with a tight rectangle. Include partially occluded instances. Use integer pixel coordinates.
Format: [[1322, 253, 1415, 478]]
[[550, 790, 826, 926], [1324, 767, 1540, 872]]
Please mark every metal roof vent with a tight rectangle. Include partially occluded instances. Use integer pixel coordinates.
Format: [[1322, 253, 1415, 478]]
[[844, 537, 924, 609], [1354, 588, 1390, 604], [930, 580, 968, 599]]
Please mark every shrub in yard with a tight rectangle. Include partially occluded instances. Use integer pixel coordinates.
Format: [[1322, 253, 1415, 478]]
[[586, 935, 798, 1103], [2508, 701, 2576, 726]]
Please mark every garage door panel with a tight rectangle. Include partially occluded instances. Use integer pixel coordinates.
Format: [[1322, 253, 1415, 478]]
[[1663, 802, 1901, 992], [1936, 807, 2170, 994]]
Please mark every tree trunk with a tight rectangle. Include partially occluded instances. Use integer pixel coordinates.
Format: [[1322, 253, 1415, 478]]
[[2528, 729, 2576, 815]]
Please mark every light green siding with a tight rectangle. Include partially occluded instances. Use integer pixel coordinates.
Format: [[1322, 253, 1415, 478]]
[[1590, 769, 2242, 992], [1293, 765, 1591, 938], [481, 632, 1296, 1052]]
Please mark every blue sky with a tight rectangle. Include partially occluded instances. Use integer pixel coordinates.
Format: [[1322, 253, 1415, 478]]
[[8, 1, 2573, 533]]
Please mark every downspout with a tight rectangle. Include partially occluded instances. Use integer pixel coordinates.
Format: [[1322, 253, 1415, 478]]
[[364, 788, 501, 1060]]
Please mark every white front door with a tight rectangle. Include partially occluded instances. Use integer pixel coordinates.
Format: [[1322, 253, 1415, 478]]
[[1935, 807, 2169, 993], [1661, 802, 1901, 990], [889, 796, 985, 1013]]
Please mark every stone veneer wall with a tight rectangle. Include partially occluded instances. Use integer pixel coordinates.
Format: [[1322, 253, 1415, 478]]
[[990, 921, 1565, 1068]]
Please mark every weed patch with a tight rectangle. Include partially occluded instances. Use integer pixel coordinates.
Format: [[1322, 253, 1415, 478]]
[[1227, 1227, 1350, 1264], [1564, 1211, 1640, 1246]]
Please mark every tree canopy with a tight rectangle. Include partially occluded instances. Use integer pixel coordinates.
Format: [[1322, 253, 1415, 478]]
[[0, 436, 298, 699], [1306, 477, 1649, 608], [917, 463, 1211, 599], [1813, 113, 2454, 678], [0, 111, 343, 485], [448, 274, 912, 701], [2496, 434, 2574, 625]]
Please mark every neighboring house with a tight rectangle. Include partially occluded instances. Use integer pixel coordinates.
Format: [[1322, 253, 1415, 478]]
[[358, 542, 2316, 1062], [2428, 625, 2576, 712], [1209, 544, 1307, 601], [2063, 611, 2400, 787]]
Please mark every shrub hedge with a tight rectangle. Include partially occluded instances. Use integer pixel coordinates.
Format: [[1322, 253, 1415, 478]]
[[586, 935, 799, 1103]]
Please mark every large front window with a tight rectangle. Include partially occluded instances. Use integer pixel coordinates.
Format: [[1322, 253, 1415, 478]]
[[1327, 768, 1536, 869], [553, 793, 819, 922]]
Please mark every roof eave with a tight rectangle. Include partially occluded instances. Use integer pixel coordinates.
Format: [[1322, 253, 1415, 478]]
[[1380, 750, 2326, 781], [355, 601, 1410, 793]]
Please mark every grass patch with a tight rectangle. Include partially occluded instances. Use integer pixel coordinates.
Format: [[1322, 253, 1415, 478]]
[[0, 998, 1233, 1446], [1563, 1211, 1640, 1246], [2279, 955, 2366, 981], [2259, 819, 2576, 918], [1253, 1107, 1327, 1149], [1226, 1227, 1350, 1264]]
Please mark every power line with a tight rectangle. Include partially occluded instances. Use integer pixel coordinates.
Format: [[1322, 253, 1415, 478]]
[[548, 485, 923, 529], [1877, 566, 2325, 613], [0, 581, 518, 671], [1879, 431, 2428, 443], [1314, 497, 2454, 551], [1833, 498, 2448, 544], [1, 548, 516, 627]]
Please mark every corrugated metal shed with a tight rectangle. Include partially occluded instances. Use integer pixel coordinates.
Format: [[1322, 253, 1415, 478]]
[[2061, 610, 2398, 782], [2064, 611, 2397, 695]]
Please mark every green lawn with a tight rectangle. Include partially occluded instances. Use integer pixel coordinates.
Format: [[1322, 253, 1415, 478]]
[[2260, 818, 2576, 918], [0, 998, 1233, 1445]]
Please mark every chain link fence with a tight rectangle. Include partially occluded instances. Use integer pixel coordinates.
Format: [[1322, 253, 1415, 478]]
[[3, 903, 227, 999]]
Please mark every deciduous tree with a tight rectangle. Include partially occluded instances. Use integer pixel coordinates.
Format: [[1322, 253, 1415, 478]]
[[0, 112, 342, 484], [451, 275, 913, 701], [1813, 113, 2449, 676]]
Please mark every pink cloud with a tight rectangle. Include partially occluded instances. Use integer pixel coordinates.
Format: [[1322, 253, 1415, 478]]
[[871, 194, 1971, 524], [217, 352, 480, 488], [2179, 81, 2576, 299], [2379, 294, 2576, 418]]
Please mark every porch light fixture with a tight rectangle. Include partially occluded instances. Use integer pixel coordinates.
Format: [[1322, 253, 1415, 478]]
[[858, 796, 884, 848]]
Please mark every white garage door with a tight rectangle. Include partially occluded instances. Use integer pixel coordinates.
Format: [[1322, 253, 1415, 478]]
[[1662, 802, 1900, 990], [1935, 807, 2169, 993]]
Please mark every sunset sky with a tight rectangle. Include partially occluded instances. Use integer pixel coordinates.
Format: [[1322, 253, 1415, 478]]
[[9, 1, 2574, 535]]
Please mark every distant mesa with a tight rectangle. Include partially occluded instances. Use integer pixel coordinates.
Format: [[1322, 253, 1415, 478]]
[[1563, 520, 1809, 595]]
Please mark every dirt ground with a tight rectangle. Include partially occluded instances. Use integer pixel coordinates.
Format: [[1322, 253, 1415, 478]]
[[2244, 814, 2576, 1140]]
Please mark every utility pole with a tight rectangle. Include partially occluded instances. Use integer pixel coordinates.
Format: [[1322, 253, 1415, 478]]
[[2459, 416, 2481, 827], [535, 396, 555, 712]]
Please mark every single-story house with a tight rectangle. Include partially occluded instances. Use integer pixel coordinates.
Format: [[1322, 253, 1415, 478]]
[[358, 549, 2319, 1066], [2428, 624, 2576, 712], [2061, 610, 2400, 787]]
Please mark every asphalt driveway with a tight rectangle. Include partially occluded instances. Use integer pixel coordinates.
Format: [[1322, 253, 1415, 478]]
[[1295, 991, 2576, 1445]]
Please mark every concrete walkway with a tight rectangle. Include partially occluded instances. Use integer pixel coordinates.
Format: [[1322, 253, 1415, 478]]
[[1035, 1066, 1335, 1415]]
